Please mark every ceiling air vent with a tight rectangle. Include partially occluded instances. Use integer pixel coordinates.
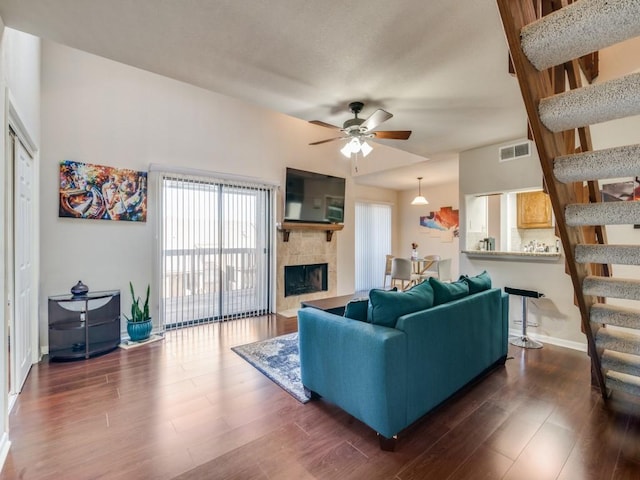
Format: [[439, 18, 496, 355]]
[[499, 141, 531, 162]]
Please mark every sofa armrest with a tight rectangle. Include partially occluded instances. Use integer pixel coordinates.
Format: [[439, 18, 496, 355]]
[[298, 307, 408, 438]]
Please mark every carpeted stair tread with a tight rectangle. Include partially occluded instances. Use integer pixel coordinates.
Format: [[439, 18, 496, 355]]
[[596, 328, 640, 356], [583, 276, 640, 301], [591, 303, 640, 329], [554, 144, 640, 183], [520, 0, 640, 71], [602, 350, 640, 377], [566, 201, 640, 227], [539, 72, 640, 132], [576, 244, 640, 266], [605, 370, 640, 397]]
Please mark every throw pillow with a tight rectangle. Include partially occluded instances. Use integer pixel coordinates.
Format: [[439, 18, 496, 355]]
[[368, 281, 434, 328], [429, 277, 469, 305], [460, 270, 492, 294], [343, 298, 369, 322]]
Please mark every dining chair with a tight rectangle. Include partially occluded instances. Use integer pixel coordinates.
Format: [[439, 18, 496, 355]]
[[383, 254, 394, 288], [390, 257, 413, 290], [436, 258, 452, 282], [417, 255, 441, 281]]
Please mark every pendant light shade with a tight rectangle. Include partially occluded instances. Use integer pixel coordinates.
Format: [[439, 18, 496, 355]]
[[411, 177, 429, 205]]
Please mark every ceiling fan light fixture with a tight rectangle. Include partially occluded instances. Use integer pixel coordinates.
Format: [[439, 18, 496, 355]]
[[309, 102, 412, 157], [360, 140, 373, 157], [411, 177, 429, 205], [340, 142, 352, 158]]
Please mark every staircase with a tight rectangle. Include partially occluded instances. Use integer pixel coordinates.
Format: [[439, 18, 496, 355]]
[[497, 0, 640, 399]]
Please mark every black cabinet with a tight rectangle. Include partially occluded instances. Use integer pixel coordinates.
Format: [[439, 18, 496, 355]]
[[48, 290, 120, 361]]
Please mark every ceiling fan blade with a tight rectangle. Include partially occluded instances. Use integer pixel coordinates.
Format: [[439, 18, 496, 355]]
[[309, 120, 341, 130], [373, 130, 412, 140], [309, 137, 345, 146], [361, 109, 393, 132]]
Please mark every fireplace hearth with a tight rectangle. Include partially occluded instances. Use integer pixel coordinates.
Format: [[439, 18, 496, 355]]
[[284, 263, 328, 297]]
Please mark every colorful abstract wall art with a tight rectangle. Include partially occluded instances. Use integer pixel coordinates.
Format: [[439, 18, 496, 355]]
[[420, 206, 459, 242], [59, 160, 148, 221]]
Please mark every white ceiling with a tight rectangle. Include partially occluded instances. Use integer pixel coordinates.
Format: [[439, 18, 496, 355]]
[[0, 0, 528, 190]]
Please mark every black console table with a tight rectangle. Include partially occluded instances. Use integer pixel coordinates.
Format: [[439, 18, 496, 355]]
[[504, 287, 545, 349], [48, 290, 120, 360]]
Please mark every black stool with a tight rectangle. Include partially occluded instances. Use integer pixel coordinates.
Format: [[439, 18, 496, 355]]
[[504, 287, 544, 349]]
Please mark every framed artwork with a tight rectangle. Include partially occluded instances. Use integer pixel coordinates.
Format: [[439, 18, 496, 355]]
[[420, 206, 460, 237], [59, 160, 148, 221]]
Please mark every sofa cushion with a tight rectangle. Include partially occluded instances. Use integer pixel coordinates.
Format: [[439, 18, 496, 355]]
[[460, 270, 492, 294], [429, 277, 469, 305], [368, 281, 434, 328], [343, 298, 369, 322]]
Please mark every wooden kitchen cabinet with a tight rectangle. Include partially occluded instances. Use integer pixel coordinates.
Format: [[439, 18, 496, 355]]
[[517, 191, 553, 229]]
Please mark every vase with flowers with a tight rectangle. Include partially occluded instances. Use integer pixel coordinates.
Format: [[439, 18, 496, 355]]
[[411, 242, 419, 260]]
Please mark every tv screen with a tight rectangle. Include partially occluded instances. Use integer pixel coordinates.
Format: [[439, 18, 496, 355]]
[[284, 168, 346, 224]]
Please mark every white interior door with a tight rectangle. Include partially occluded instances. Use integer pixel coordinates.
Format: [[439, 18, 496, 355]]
[[12, 137, 34, 392]]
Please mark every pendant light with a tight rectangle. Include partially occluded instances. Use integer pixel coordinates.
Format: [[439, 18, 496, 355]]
[[411, 177, 429, 205]]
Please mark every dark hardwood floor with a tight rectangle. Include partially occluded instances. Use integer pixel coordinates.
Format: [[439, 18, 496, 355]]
[[2, 315, 640, 479]]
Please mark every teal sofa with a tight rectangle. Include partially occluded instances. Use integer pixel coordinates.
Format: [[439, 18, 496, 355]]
[[298, 277, 508, 450]]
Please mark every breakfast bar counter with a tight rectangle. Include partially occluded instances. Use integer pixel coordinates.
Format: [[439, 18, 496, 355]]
[[462, 250, 561, 262]]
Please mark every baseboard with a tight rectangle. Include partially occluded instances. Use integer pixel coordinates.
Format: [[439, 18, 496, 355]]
[[0, 432, 11, 472], [509, 328, 587, 352]]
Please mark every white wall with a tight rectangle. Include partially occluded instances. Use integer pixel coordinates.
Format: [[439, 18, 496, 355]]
[[459, 140, 585, 348], [0, 15, 8, 468], [2, 29, 40, 144], [39, 41, 408, 347], [399, 179, 460, 279]]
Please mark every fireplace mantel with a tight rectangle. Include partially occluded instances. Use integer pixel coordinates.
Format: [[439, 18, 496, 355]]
[[277, 222, 344, 242]]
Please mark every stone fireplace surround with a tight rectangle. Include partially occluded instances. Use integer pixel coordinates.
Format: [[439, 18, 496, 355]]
[[276, 229, 337, 315]]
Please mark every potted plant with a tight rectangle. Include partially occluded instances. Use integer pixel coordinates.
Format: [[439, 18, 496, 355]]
[[125, 282, 152, 342]]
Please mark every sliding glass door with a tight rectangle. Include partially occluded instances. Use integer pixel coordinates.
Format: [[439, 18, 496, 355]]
[[160, 174, 273, 328]]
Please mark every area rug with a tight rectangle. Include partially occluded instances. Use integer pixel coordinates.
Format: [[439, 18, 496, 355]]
[[231, 332, 309, 404]]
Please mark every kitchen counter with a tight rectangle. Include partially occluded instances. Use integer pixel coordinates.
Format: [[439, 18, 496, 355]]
[[462, 250, 562, 262]]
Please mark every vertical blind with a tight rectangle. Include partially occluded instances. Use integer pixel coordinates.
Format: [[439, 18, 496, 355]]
[[159, 172, 274, 329], [354, 201, 392, 292]]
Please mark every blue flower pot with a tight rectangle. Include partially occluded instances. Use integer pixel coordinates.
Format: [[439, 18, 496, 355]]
[[127, 319, 152, 342]]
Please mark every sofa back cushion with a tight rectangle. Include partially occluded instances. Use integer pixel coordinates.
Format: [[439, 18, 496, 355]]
[[429, 277, 469, 305], [368, 281, 434, 328], [460, 270, 492, 294]]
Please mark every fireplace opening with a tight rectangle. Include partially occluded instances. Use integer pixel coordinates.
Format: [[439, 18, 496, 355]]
[[284, 263, 328, 297]]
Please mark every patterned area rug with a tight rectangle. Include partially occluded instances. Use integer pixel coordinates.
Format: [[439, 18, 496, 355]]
[[231, 332, 309, 404]]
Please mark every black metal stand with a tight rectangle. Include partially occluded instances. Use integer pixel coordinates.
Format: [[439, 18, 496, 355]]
[[504, 287, 544, 349]]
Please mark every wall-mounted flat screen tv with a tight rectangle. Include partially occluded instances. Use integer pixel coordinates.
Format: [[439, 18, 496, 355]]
[[284, 168, 346, 224]]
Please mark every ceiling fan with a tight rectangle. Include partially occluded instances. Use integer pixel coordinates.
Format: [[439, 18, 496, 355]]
[[309, 101, 412, 157]]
